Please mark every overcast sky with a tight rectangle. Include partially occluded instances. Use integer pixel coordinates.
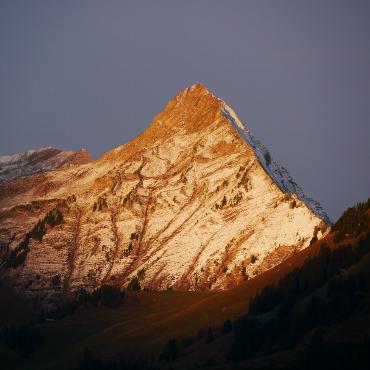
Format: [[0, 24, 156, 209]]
[[1, 0, 369, 221]]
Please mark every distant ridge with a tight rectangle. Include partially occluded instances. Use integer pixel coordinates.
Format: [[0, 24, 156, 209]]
[[0, 147, 92, 184]]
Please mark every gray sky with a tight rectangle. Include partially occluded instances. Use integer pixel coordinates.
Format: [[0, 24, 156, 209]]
[[1, 0, 369, 221]]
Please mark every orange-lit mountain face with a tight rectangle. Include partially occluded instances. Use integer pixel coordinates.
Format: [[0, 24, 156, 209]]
[[0, 84, 329, 306]]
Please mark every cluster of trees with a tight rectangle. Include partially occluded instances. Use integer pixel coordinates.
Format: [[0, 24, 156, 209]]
[[77, 284, 125, 308], [229, 192, 243, 207], [93, 196, 108, 212], [1, 324, 43, 357], [300, 337, 370, 370], [44, 208, 64, 227], [130, 232, 140, 241], [127, 276, 141, 291], [331, 197, 370, 242], [76, 348, 162, 370], [229, 230, 370, 362], [123, 243, 133, 257], [31, 207, 64, 241], [6, 207, 64, 268], [237, 167, 250, 189], [43, 285, 125, 320], [231, 270, 369, 361], [123, 232, 140, 258], [51, 274, 61, 286], [224, 328, 370, 370], [126, 268, 146, 291], [214, 195, 227, 210], [160, 320, 233, 363], [249, 232, 370, 315], [42, 299, 80, 320]]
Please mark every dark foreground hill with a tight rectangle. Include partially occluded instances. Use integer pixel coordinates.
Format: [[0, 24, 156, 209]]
[[0, 198, 369, 370]]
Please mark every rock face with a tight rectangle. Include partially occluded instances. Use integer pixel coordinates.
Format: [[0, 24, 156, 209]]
[[0, 147, 92, 184], [0, 84, 329, 306]]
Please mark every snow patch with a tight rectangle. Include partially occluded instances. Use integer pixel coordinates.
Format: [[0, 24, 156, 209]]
[[221, 103, 330, 224], [222, 103, 246, 130]]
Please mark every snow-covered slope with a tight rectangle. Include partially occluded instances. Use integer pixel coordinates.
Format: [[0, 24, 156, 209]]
[[0, 84, 329, 306], [0, 147, 92, 184], [221, 104, 330, 224]]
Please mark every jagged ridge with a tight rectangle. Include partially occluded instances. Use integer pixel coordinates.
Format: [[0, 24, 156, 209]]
[[221, 103, 330, 224]]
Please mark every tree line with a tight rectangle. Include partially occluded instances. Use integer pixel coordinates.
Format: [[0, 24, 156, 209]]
[[229, 197, 370, 365]]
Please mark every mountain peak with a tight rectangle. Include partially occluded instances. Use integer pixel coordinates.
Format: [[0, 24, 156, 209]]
[[166, 82, 216, 107], [104, 84, 329, 223], [183, 82, 211, 95], [173, 82, 210, 97], [151, 83, 222, 132], [102, 84, 224, 162]]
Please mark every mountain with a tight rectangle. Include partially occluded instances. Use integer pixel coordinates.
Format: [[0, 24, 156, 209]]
[[0, 147, 92, 184], [0, 83, 329, 306]]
